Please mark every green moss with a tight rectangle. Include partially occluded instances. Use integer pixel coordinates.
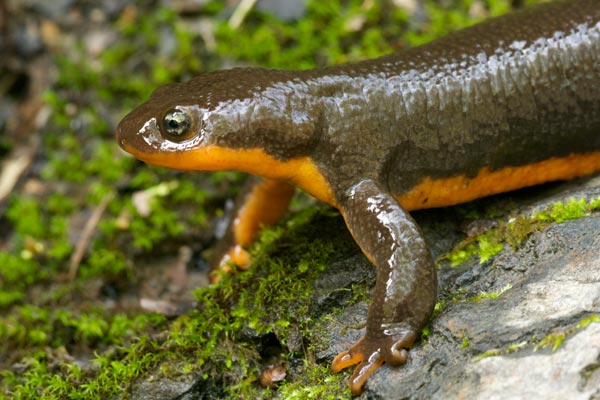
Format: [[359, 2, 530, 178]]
[[213, 0, 540, 72], [578, 314, 600, 328], [534, 314, 600, 352], [461, 336, 470, 349], [535, 332, 565, 352], [35, 206, 340, 399], [0, 253, 42, 293], [476, 231, 504, 264], [447, 243, 478, 266], [445, 230, 506, 267], [6, 197, 45, 239], [469, 284, 512, 302], [444, 196, 600, 267], [472, 340, 529, 362], [533, 197, 590, 223], [530, 197, 599, 226], [472, 314, 600, 362], [277, 363, 349, 399], [119, 179, 211, 251], [79, 249, 130, 280], [504, 215, 538, 248], [588, 196, 600, 211], [0, 308, 168, 398]]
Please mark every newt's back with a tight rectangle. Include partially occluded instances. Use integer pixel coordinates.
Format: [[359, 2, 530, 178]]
[[303, 0, 600, 209]]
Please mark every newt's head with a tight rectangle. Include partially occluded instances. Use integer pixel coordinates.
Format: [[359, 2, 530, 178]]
[[117, 68, 321, 174], [117, 68, 335, 204]]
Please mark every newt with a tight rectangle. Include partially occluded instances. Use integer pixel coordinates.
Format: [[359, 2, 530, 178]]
[[116, 0, 600, 395]]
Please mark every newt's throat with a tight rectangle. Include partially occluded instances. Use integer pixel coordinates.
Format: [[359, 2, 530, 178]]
[[123, 144, 336, 207]]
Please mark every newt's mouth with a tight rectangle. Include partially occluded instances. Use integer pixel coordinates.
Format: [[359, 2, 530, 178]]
[[116, 127, 336, 207], [116, 128, 130, 152], [115, 125, 131, 153]]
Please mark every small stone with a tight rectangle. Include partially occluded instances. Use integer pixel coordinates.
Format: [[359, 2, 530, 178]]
[[259, 365, 287, 388], [257, 0, 308, 21]]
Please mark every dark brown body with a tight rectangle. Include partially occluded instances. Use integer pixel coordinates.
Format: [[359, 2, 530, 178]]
[[311, 0, 600, 196], [117, 0, 600, 395]]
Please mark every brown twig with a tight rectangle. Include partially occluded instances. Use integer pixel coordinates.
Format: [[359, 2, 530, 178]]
[[228, 0, 258, 29], [0, 144, 36, 204], [68, 191, 114, 281]]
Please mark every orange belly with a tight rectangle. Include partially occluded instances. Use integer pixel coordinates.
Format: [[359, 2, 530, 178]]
[[396, 150, 600, 211]]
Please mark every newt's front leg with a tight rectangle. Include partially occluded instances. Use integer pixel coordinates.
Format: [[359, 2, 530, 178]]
[[333, 179, 437, 395], [212, 177, 294, 276]]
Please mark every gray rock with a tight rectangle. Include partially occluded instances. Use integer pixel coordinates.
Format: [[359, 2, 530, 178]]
[[257, 0, 308, 21], [19, 0, 76, 19]]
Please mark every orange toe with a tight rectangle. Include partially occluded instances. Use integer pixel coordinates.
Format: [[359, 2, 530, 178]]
[[348, 354, 384, 396], [227, 245, 250, 269], [332, 348, 364, 372]]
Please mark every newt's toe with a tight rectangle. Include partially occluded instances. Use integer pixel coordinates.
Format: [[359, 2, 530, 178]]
[[222, 245, 251, 270], [332, 329, 416, 395], [210, 245, 251, 282], [332, 338, 365, 372]]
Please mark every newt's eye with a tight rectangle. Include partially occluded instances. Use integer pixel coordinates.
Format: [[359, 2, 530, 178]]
[[162, 109, 193, 140]]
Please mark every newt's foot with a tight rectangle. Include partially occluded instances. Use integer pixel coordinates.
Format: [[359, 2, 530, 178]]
[[210, 245, 251, 282], [220, 245, 251, 270], [332, 329, 416, 396]]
